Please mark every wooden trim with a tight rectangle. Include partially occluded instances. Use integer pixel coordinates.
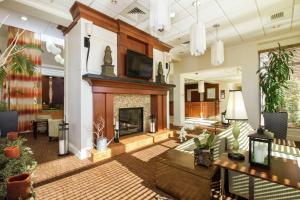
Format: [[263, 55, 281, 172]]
[[69, 1, 118, 33], [63, 1, 172, 52], [258, 43, 300, 54], [105, 94, 114, 139]]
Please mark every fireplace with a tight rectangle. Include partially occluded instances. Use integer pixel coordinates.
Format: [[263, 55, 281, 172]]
[[119, 107, 143, 136]]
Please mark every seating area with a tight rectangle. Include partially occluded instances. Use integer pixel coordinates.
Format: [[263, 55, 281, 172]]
[[0, 0, 300, 199]]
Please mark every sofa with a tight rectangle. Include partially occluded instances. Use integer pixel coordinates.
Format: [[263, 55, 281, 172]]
[[176, 122, 300, 200]]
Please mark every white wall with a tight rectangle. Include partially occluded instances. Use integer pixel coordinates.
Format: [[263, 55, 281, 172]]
[[173, 43, 260, 128], [65, 18, 118, 159]]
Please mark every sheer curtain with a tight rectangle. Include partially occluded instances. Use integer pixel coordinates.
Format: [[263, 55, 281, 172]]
[[2, 26, 42, 132]]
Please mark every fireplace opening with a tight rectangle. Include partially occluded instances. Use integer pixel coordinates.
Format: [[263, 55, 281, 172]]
[[119, 107, 143, 136]]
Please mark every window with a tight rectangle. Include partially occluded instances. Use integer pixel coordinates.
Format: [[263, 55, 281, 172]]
[[259, 45, 300, 128]]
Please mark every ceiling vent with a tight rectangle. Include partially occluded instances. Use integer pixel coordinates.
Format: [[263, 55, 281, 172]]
[[270, 12, 284, 21], [128, 7, 146, 15], [121, 2, 148, 23]]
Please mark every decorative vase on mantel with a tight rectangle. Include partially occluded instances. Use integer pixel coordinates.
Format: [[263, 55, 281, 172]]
[[7, 173, 31, 200]]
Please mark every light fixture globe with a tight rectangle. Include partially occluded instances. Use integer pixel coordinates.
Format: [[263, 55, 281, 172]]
[[211, 40, 224, 66], [149, 0, 171, 34], [190, 22, 206, 56]]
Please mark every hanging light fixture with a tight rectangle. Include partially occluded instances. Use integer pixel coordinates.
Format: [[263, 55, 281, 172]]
[[190, 0, 206, 56], [198, 80, 205, 93], [149, 0, 171, 34], [211, 24, 224, 66]]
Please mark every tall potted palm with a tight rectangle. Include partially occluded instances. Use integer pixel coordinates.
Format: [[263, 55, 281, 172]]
[[257, 43, 294, 139]]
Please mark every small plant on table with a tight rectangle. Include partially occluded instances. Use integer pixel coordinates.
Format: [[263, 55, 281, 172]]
[[194, 131, 215, 167]]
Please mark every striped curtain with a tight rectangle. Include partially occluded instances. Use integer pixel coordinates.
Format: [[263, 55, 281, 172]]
[[2, 26, 42, 132]]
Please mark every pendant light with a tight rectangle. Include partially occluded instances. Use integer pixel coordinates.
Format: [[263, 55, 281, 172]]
[[190, 0, 206, 56], [211, 24, 224, 66], [149, 0, 171, 34], [198, 80, 205, 93]]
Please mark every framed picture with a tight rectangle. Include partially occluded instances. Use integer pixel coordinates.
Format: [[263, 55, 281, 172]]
[[221, 90, 225, 99], [206, 88, 216, 99]]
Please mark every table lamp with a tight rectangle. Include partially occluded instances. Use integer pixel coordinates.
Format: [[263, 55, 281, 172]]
[[225, 90, 248, 160]]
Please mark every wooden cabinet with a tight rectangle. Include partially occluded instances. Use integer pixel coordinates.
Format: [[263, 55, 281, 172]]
[[185, 101, 219, 118]]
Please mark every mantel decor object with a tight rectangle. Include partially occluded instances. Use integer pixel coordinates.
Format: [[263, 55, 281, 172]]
[[248, 129, 273, 169], [101, 46, 116, 77], [156, 62, 165, 83]]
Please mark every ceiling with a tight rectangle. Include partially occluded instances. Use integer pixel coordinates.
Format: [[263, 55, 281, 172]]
[[183, 66, 242, 83], [1, 0, 300, 55]]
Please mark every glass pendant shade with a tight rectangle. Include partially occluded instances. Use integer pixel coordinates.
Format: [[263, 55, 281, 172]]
[[211, 40, 224, 66], [198, 81, 205, 93], [149, 0, 171, 33], [190, 22, 206, 56]]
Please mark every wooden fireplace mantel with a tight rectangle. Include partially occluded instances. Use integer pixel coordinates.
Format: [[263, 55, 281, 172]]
[[83, 74, 175, 140], [83, 74, 175, 95]]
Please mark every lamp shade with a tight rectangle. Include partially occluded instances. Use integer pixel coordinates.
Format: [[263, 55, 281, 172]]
[[198, 81, 205, 93], [211, 40, 224, 66], [225, 90, 248, 120], [149, 0, 171, 33], [190, 22, 206, 56]]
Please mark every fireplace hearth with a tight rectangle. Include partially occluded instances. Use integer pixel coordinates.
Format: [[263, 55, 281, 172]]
[[119, 107, 143, 136]]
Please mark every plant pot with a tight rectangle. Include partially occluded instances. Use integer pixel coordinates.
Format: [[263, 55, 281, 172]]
[[4, 146, 20, 159], [194, 148, 213, 167], [97, 137, 108, 151], [7, 132, 18, 141], [263, 112, 288, 139], [0, 111, 18, 137], [7, 173, 31, 200]]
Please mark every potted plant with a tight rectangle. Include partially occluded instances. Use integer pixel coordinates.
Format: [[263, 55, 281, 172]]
[[257, 43, 294, 139], [0, 137, 37, 199], [93, 117, 113, 151], [0, 17, 42, 137], [193, 131, 215, 167]]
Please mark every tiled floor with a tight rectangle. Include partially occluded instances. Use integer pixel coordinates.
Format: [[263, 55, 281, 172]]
[[24, 133, 179, 199]]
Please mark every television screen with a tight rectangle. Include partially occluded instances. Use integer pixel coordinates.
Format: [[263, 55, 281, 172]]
[[126, 50, 153, 79]]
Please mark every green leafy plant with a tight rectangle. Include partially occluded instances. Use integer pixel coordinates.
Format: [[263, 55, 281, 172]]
[[0, 137, 37, 199], [257, 43, 294, 112], [0, 101, 7, 112], [194, 132, 215, 150], [0, 44, 42, 85]]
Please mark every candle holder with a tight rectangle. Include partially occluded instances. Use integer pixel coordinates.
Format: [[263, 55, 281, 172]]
[[114, 121, 119, 143]]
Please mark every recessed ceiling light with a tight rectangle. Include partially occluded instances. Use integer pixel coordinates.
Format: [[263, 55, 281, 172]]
[[21, 16, 28, 21], [170, 12, 176, 18]]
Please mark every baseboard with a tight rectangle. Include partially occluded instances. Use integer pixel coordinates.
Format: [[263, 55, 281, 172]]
[[69, 143, 92, 160]]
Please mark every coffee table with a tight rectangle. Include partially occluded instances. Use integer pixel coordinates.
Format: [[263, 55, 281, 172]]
[[155, 149, 219, 200], [214, 151, 300, 200]]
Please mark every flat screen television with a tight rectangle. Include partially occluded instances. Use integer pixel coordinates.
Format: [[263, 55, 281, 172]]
[[126, 50, 153, 80]]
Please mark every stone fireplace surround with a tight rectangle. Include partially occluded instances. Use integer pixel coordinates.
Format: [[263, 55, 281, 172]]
[[114, 94, 151, 133], [83, 74, 175, 140]]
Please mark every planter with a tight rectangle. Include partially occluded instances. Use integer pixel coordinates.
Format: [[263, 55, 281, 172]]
[[97, 137, 108, 151], [4, 146, 20, 159], [0, 111, 18, 137], [263, 112, 288, 139], [7, 173, 31, 200], [194, 148, 213, 167], [7, 132, 18, 141]]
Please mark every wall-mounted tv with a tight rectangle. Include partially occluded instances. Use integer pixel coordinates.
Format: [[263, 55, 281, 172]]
[[126, 50, 153, 80]]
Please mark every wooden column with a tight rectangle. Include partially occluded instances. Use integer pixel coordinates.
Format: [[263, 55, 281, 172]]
[[93, 93, 106, 144], [151, 95, 167, 131], [105, 94, 114, 139]]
